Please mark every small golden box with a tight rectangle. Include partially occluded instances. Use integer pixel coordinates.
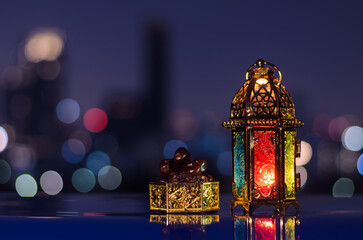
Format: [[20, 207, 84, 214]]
[[149, 182, 219, 213]]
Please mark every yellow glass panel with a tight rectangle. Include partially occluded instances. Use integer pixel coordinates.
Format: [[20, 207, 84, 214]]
[[284, 131, 296, 199]]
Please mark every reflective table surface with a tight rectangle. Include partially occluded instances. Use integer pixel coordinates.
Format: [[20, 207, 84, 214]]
[[0, 193, 362, 239]]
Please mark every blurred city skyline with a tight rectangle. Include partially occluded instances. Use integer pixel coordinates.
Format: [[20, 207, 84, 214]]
[[0, 1, 362, 121], [0, 0, 361, 196]]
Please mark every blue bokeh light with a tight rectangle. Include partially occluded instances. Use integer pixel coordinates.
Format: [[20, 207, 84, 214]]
[[86, 151, 111, 175], [56, 98, 80, 124], [163, 139, 188, 159], [61, 139, 86, 163], [357, 154, 363, 175]]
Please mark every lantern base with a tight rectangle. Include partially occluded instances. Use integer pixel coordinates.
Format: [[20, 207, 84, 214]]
[[231, 199, 299, 216]]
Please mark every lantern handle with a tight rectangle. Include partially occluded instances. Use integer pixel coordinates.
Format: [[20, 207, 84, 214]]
[[245, 59, 282, 83]]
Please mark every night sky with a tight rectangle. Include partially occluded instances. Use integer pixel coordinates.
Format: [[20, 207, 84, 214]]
[[0, 0, 362, 124]]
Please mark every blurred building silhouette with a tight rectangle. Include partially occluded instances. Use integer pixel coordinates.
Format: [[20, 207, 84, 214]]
[[1, 29, 69, 188], [103, 21, 170, 191]]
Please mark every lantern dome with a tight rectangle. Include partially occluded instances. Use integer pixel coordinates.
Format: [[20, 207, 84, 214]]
[[223, 59, 303, 129]]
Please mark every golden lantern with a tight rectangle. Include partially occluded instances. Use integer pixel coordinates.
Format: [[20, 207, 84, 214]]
[[222, 59, 303, 214]]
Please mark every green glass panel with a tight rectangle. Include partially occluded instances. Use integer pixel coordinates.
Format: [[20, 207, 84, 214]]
[[233, 131, 246, 199], [284, 131, 296, 199], [285, 217, 295, 240]]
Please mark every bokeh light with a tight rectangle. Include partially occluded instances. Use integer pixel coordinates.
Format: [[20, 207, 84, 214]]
[[86, 151, 111, 175], [217, 151, 232, 176], [296, 166, 308, 188], [61, 139, 86, 163], [15, 174, 37, 197], [94, 133, 119, 157], [0, 126, 9, 152], [56, 98, 80, 124], [98, 166, 122, 190], [163, 139, 188, 159], [72, 168, 96, 193], [296, 141, 312, 166], [40, 170, 63, 195], [8, 144, 36, 171], [170, 109, 198, 141], [24, 30, 64, 63], [83, 108, 108, 133], [0, 160, 11, 184], [342, 126, 363, 151], [357, 154, 363, 175], [328, 117, 350, 142], [332, 177, 354, 198], [2, 124, 16, 148]]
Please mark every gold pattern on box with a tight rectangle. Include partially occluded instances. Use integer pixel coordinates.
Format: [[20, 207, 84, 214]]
[[149, 182, 219, 213]]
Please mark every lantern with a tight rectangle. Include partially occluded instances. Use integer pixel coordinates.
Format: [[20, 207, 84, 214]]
[[222, 59, 303, 214]]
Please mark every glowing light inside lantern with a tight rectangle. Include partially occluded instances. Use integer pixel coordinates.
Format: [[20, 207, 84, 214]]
[[254, 131, 275, 199], [256, 78, 268, 85]]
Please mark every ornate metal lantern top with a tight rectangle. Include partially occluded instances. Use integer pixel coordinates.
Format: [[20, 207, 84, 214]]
[[223, 59, 303, 129]]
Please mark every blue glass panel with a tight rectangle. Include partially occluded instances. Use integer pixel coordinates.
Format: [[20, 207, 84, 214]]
[[234, 218, 246, 240], [233, 131, 246, 198]]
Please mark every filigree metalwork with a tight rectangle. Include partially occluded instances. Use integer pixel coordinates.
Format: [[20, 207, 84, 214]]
[[248, 81, 277, 116], [167, 183, 201, 211], [202, 182, 219, 210], [278, 85, 295, 119], [223, 118, 303, 128], [149, 182, 219, 213], [231, 81, 249, 118], [225, 60, 302, 127], [149, 184, 166, 210]]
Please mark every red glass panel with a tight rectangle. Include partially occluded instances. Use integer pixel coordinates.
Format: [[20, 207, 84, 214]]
[[254, 218, 276, 240], [254, 131, 276, 199]]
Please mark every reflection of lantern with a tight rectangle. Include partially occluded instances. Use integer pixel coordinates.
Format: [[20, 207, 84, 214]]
[[234, 215, 299, 240], [223, 59, 303, 214]]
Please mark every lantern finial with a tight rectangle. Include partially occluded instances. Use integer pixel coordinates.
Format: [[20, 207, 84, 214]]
[[256, 59, 265, 67]]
